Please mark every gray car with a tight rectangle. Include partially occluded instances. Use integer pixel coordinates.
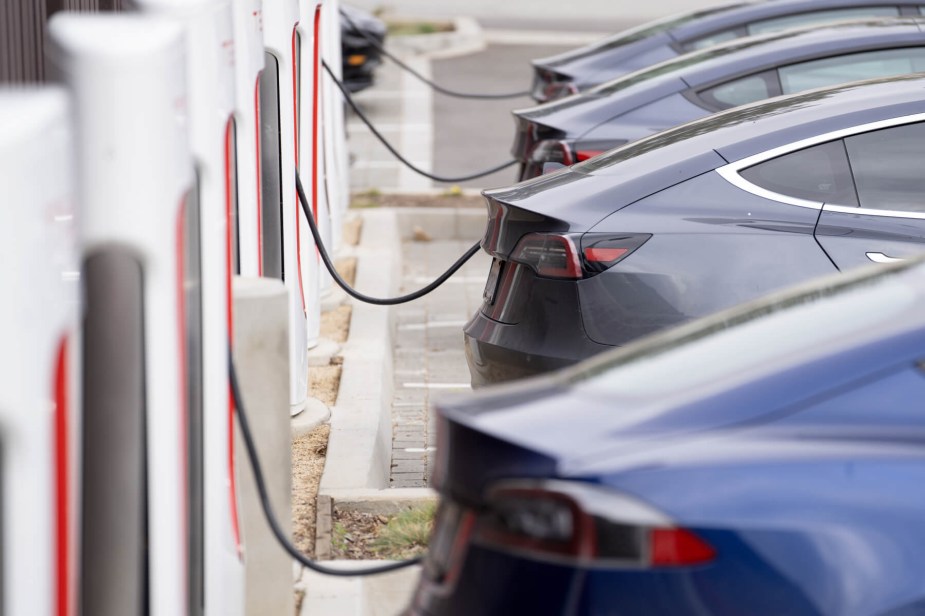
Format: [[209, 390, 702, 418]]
[[516, 18, 925, 180], [531, 0, 925, 102], [466, 73, 925, 385]]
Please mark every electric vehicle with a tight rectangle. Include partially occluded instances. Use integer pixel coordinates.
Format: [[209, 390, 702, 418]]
[[530, 0, 925, 103], [465, 72, 925, 386], [340, 3, 385, 92], [415, 257, 925, 616], [516, 18, 925, 181]]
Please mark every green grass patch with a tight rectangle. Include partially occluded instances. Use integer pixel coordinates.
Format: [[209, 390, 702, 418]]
[[387, 21, 454, 36], [371, 503, 436, 559]]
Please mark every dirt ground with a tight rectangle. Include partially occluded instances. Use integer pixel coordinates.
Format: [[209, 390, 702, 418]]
[[290, 254, 356, 557]]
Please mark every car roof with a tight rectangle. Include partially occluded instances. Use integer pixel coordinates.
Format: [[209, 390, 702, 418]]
[[488, 73, 925, 228], [579, 71, 925, 174], [601, 18, 925, 93], [534, 0, 925, 71], [669, 0, 925, 42]]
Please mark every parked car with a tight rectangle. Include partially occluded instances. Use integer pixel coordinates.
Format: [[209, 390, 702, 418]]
[[516, 18, 925, 181], [414, 257, 925, 616], [531, 0, 925, 103], [466, 73, 925, 386], [340, 4, 386, 93]]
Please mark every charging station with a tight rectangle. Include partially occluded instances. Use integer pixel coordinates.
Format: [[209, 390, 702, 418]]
[[231, 0, 266, 279], [322, 0, 349, 253], [261, 0, 310, 413], [47, 14, 194, 616], [297, 0, 324, 347], [125, 2, 246, 615], [0, 87, 79, 616]]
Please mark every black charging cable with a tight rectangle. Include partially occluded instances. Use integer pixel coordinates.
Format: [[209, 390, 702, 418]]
[[340, 8, 530, 100], [323, 60, 518, 183], [230, 352, 424, 576], [297, 172, 481, 305]]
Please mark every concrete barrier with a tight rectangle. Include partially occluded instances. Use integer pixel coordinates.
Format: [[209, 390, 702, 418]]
[[232, 277, 293, 616]]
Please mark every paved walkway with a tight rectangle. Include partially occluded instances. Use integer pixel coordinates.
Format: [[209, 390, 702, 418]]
[[390, 238, 491, 487]]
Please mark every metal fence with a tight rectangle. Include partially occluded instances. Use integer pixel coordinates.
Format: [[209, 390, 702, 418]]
[[1, 0, 124, 84]]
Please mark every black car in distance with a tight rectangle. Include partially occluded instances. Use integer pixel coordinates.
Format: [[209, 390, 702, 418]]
[[531, 0, 925, 102], [516, 18, 925, 180], [466, 73, 925, 385], [340, 4, 386, 93]]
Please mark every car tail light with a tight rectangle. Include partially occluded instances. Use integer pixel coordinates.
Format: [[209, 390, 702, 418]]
[[474, 481, 716, 568], [574, 139, 628, 163], [543, 80, 578, 101], [576, 150, 603, 162], [511, 233, 582, 279], [580, 233, 650, 275], [511, 232, 651, 279], [529, 139, 574, 168]]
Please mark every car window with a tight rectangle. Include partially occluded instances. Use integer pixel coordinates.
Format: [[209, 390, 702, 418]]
[[740, 140, 858, 206], [700, 71, 777, 109], [779, 48, 925, 94], [747, 7, 900, 35], [845, 122, 925, 212], [683, 7, 901, 52]]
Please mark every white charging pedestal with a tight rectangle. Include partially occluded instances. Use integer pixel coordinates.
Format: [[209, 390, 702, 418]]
[[231, 0, 266, 278], [262, 0, 310, 414], [125, 1, 247, 614], [0, 87, 80, 616], [297, 0, 324, 348], [48, 14, 194, 616]]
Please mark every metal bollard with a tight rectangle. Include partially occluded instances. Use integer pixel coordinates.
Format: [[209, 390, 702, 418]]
[[231, 276, 293, 616]]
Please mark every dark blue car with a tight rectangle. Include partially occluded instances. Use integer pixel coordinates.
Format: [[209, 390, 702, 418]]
[[517, 18, 925, 180], [467, 73, 925, 386], [413, 258, 925, 615], [532, 0, 925, 102]]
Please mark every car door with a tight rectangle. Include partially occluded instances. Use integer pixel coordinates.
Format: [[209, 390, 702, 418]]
[[815, 121, 925, 269]]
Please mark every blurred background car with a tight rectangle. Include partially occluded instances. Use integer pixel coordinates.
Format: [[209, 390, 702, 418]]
[[466, 73, 925, 386], [414, 257, 925, 616], [516, 18, 925, 180], [531, 0, 925, 103], [340, 4, 387, 93]]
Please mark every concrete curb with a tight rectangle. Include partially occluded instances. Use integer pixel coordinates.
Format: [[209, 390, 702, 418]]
[[318, 208, 401, 497], [388, 16, 485, 60], [317, 208, 484, 512]]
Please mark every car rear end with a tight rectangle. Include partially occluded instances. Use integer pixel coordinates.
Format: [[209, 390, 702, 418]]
[[410, 398, 726, 616], [340, 5, 386, 93], [465, 183, 653, 386]]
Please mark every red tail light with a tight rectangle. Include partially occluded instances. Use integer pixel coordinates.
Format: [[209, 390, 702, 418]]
[[576, 150, 604, 162], [511, 233, 582, 279], [651, 528, 716, 566], [511, 232, 651, 279], [474, 481, 716, 569]]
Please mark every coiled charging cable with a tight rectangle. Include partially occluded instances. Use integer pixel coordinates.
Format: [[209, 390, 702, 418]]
[[297, 172, 482, 305], [339, 8, 530, 100], [231, 351, 424, 576], [323, 60, 518, 183]]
